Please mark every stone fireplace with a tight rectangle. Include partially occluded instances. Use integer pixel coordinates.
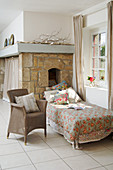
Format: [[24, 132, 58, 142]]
[[19, 53, 73, 100], [0, 42, 74, 99]]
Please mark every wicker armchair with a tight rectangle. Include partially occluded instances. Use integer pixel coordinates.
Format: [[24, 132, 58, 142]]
[[7, 89, 47, 145]]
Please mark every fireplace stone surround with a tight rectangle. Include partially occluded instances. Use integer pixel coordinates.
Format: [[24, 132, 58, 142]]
[[0, 43, 74, 99], [19, 53, 73, 100]]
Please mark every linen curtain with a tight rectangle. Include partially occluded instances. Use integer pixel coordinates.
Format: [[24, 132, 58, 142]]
[[107, 1, 113, 110], [73, 15, 85, 100], [3, 57, 19, 101]]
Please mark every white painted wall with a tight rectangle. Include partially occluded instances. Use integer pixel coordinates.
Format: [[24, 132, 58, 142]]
[[86, 86, 108, 109], [84, 8, 107, 28], [0, 12, 24, 49], [24, 11, 73, 43]]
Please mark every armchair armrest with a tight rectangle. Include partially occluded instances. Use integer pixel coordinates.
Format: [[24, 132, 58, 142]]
[[36, 100, 47, 113], [11, 103, 24, 108], [10, 103, 26, 117]]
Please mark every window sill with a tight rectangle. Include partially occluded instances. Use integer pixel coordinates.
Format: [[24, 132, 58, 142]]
[[85, 85, 108, 91]]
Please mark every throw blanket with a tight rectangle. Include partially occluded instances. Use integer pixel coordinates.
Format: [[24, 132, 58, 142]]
[[47, 102, 113, 143]]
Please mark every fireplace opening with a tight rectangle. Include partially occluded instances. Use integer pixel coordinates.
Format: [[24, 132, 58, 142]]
[[48, 68, 60, 87]]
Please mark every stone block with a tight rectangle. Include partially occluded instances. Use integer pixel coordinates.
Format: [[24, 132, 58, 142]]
[[38, 61, 44, 67], [22, 82, 30, 92], [44, 58, 65, 70], [36, 87, 45, 94], [39, 71, 48, 87], [23, 68, 30, 81], [38, 57, 45, 62], [34, 57, 38, 67], [30, 81, 35, 93], [61, 70, 72, 86], [63, 60, 70, 65], [69, 60, 73, 66], [31, 68, 42, 71], [58, 54, 73, 60], [65, 65, 73, 71], [0, 59, 5, 67], [31, 72, 38, 81], [22, 53, 33, 67], [49, 54, 57, 58], [34, 54, 48, 58], [38, 58, 44, 67], [34, 94, 39, 100]]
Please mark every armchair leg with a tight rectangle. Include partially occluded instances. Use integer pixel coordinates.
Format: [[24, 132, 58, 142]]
[[24, 136, 27, 145], [7, 132, 10, 139], [24, 133, 27, 145]]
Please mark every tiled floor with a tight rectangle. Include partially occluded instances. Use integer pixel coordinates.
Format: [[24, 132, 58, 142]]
[[0, 99, 113, 170]]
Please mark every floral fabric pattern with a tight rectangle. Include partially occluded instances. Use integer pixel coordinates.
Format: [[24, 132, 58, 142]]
[[53, 93, 69, 105], [47, 81, 68, 90], [46, 102, 113, 143]]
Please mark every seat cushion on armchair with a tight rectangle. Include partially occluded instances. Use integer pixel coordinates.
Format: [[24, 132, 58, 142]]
[[26, 112, 45, 132], [15, 93, 40, 113]]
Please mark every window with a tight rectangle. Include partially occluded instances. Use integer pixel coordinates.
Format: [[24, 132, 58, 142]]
[[92, 32, 107, 86]]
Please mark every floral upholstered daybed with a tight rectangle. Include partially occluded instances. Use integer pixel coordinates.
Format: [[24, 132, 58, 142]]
[[45, 81, 113, 149]]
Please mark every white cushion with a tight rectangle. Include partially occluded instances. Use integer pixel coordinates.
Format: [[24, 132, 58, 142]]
[[44, 90, 59, 102], [66, 87, 82, 103], [15, 93, 40, 112]]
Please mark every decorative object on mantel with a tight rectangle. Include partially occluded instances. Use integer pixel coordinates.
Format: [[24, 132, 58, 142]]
[[10, 34, 14, 45], [33, 30, 71, 45], [4, 34, 14, 47], [4, 38, 7, 47], [17, 41, 74, 46], [87, 76, 96, 87]]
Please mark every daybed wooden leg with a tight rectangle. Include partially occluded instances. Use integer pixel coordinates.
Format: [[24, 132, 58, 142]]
[[44, 128, 46, 137], [73, 140, 82, 150]]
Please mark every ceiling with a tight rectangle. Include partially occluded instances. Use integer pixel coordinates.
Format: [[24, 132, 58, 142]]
[[0, 0, 106, 33]]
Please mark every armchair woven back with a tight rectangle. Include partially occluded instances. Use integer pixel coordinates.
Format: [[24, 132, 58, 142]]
[[7, 89, 28, 103]]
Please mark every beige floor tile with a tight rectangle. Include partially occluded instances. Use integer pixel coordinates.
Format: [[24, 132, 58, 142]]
[[37, 129, 61, 139], [82, 141, 107, 154], [92, 167, 106, 170], [27, 148, 60, 164], [101, 139, 113, 150], [0, 136, 18, 145], [19, 138, 50, 152], [0, 153, 32, 169], [45, 136, 70, 148], [5, 165, 36, 170], [0, 143, 24, 156], [100, 138, 113, 147], [52, 145, 84, 158], [16, 133, 42, 142], [105, 163, 113, 170], [90, 149, 113, 166], [35, 159, 71, 170], [63, 154, 101, 170]]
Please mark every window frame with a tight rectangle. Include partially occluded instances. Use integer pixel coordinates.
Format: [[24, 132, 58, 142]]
[[91, 29, 107, 88]]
